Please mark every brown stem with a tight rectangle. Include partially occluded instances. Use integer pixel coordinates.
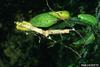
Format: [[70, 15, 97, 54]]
[[16, 21, 72, 37]]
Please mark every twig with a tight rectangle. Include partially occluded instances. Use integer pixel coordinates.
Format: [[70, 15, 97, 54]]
[[16, 21, 72, 37], [64, 45, 82, 58], [46, 0, 54, 11]]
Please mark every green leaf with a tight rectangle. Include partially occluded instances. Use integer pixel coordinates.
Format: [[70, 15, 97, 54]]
[[68, 64, 74, 67], [73, 32, 95, 47], [78, 14, 97, 26], [30, 13, 58, 27], [29, 11, 70, 28], [50, 20, 75, 29]]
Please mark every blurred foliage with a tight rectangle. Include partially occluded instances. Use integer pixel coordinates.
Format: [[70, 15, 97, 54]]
[[0, 0, 100, 67]]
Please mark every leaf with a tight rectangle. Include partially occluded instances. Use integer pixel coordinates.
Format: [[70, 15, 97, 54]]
[[30, 13, 58, 27], [49, 11, 70, 20], [78, 14, 97, 26], [50, 20, 75, 29], [68, 64, 74, 67], [98, 22, 100, 30], [73, 32, 95, 47], [29, 11, 70, 28], [49, 22, 67, 29]]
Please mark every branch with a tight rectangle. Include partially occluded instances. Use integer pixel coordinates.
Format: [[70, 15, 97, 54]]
[[16, 21, 72, 37], [43, 29, 71, 36]]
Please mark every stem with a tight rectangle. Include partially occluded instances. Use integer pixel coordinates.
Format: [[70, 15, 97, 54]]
[[16, 21, 72, 37]]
